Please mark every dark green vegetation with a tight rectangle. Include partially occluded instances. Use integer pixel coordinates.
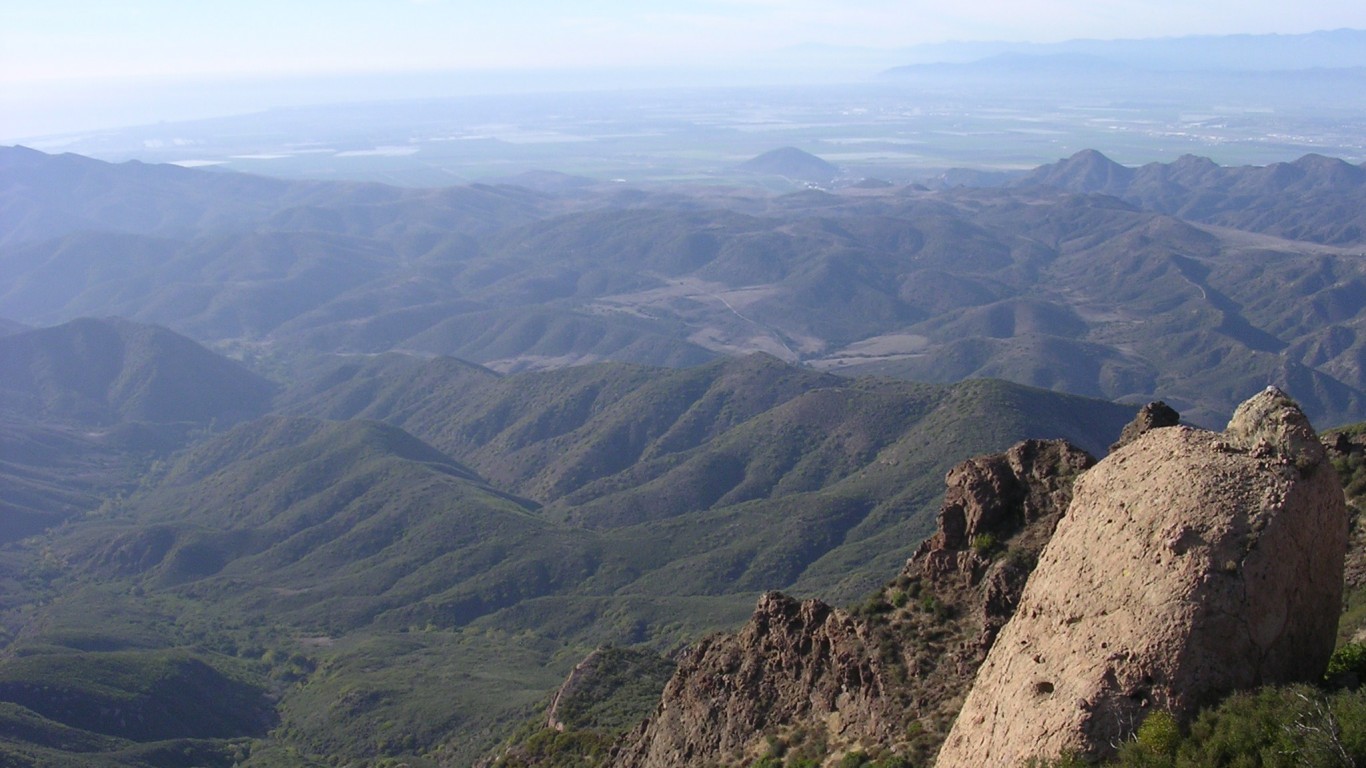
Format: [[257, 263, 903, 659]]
[[1030, 685, 1366, 768], [0, 317, 274, 542], [0, 316, 276, 426], [0, 316, 1133, 766], [5, 146, 1366, 427], [492, 647, 675, 768], [4, 147, 1366, 766]]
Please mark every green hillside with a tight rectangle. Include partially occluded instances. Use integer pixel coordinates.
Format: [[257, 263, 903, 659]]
[[5, 147, 1363, 766], [0, 317, 275, 426], [0, 335, 1136, 767]]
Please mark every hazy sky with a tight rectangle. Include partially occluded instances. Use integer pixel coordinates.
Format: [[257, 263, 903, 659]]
[[4, 0, 1366, 83], [2, 1, 1365, 140]]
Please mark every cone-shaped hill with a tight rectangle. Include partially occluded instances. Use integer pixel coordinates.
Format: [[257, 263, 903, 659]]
[[738, 147, 839, 183], [0, 317, 275, 426]]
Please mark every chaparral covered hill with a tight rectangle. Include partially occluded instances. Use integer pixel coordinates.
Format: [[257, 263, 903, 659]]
[[0, 316, 1134, 767], [3, 146, 1366, 767], [4, 146, 1366, 427]]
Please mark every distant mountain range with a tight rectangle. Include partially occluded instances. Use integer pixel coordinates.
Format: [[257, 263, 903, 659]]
[[3, 140, 1366, 764], [4, 146, 1366, 427], [881, 28, 1366, 73]]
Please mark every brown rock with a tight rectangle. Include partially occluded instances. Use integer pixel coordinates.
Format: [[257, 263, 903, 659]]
[[1325, 429, 1366, 598], [1225, 386, 1326, 468], [611, 440, 1096, 768], [936, 390, 1347, 766], [914, 439, 1096, 654], [1109, 400, 1180, 453], [921, 439, 1095, 554], [611, 592, 889, 768]]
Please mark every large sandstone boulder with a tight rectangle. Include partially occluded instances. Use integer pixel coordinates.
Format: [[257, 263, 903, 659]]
[[936, 388, 1348, 766]]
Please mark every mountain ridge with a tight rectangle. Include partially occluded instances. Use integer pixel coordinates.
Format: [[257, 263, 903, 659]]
[[0, 319, 1140, 766], [5, 147, 1366, 427]]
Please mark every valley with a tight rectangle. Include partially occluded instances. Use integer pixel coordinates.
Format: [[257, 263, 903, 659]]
[[0, 316, 1131, 767], [2, 142, 1366, 766]]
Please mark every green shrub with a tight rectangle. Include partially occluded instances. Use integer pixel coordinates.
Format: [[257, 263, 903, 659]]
[[837, 751, 870, 768], [1027, 685, 1366, 767], [1328, 642, 1366, 682], [493, 728, 614, 768], [970, 533, 999, 557], [1133, 710, 1180, 757], [917, 594, 953, 621]]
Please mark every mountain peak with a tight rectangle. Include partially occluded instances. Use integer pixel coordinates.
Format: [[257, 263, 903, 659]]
[[1015, 149, 1133, 194], [1289, 153, 1366, 185], [0, 317, 275, 426], [738, 147, 838, 182]]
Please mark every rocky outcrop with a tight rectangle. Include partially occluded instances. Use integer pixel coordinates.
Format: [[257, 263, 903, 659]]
[[1109, 400, 1180, 452], [1325, 429, 1366, 603], [611, 593, 890, 767], [913, 439, 1097, 658], [925, 439, 1095, 554], [937, 389, 1348, 766], [611, 439, 1097, 767]]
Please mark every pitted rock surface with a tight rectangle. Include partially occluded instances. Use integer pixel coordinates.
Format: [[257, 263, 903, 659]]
[[936, 390, 1347, 767]]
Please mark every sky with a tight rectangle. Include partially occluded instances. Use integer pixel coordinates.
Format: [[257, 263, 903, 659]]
[[5, 0, 1366, 83], [3, 0, 1366, 138]]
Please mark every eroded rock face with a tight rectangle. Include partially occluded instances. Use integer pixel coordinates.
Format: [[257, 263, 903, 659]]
[[926, 439, 1095, 554], [611, 593, 889, 768], [610, 439, 1097, 768], [1109, 400, 1180, 453], [914, 439, 1097, 655], [937, 389, 1347, 767]]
